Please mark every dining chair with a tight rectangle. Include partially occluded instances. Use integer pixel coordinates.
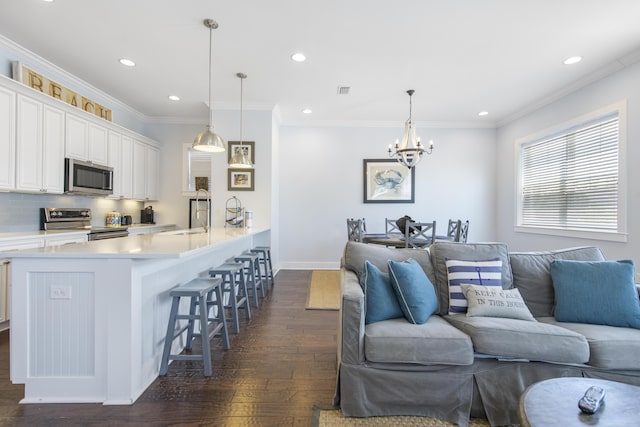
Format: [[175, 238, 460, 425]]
[[405, 221, 436, 248], [347, 218, 365, 242], [447, 219, 461, 241], [458, 220, 470, 243], [385, 218, 402, 236]]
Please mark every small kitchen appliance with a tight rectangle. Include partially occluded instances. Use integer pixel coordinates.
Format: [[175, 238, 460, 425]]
[[141, 206, 155, 224]]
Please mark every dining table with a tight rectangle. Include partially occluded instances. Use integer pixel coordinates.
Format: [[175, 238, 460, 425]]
[[362, 232, 453, 248]]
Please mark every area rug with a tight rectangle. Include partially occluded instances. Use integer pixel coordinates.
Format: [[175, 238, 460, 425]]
[[306, 270, 341, 310], [311, 407, 491, 427]]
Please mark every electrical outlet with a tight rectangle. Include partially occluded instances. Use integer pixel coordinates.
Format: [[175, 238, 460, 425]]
[[50, 285, 72, 299]]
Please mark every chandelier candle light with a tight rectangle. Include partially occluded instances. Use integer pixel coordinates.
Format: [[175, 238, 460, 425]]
[[192, 19, 226, 153], [388, 89, 434, 169], [229, 72, 253, 168]]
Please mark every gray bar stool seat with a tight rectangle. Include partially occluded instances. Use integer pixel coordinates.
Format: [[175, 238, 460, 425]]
[[209, 262, 251, 334], [234, 252, 265, 303], [250, 246, 275, 290], [159, 277, 230, 377]]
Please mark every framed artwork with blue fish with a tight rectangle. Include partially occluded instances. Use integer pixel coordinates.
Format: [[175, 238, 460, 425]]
[[363, 159, 415, 203]]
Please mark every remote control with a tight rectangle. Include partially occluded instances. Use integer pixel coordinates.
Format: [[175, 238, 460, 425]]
[[578, 385, 605, 414]]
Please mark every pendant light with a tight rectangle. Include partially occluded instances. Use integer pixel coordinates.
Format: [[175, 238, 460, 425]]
[[229, 72, 253, 168], [388, 90, 434, 169], [192, 19, 225, 153]]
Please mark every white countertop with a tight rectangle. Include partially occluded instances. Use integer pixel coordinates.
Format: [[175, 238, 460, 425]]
[[0, 224, 175, 241], [2, 227, 268, 259]]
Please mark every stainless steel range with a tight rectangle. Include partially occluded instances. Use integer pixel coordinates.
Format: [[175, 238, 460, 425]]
[[40, 208, 129, 240]]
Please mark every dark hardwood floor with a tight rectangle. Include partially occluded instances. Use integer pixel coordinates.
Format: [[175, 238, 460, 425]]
[[0, 270, 338, 426]]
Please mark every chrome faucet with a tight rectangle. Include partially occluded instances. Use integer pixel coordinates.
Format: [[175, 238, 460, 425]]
[[195, 189, 211, 232]]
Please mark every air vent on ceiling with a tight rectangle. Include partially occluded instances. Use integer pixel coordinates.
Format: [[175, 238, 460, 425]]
[[337, 86, 350, 95]]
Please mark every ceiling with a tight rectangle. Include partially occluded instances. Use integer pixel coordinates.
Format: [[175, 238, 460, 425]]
[[1, 0, 640, 127]]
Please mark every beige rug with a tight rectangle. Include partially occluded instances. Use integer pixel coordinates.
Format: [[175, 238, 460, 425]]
[[306, 270, 341, 310], [312, 407, 491, 427]]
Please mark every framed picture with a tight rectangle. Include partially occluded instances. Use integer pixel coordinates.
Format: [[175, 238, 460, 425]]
[[228, 168, 255, 191], [363, 159, 415, 203], [189, 198, 211, 228], [227, 141, 255, 164]]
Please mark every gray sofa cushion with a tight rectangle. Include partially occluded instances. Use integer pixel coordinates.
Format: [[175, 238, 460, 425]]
[[509, 247, 605, 317], [342, 241, 436, 284], [430, 242, 513, 316], [444, 315, 590, 364], [365, 316, 474, 366], [538, 317, 640, 369]]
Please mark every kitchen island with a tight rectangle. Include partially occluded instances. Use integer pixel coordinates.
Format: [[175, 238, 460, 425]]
[[5, 227, 270, 404]]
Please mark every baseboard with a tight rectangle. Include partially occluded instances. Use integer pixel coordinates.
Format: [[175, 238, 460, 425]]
[[278, 261, 340, 270]]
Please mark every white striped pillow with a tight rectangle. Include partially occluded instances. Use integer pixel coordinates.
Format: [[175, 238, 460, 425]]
[[446, 258, 502, 315]]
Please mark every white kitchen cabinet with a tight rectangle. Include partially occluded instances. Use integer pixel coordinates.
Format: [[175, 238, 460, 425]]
[[89, 122, 108, 165], [1, 260, 10, 325], [132, 140, 158, 201], [0, 87, 16, 191], [132, 140, 146, 199], [65, 113, 108, 165], [16, 95, 65, 193], [108, 131, 133, 199], [145, 145, 159, 201]]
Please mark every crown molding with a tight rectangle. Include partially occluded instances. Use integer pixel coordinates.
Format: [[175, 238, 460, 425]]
[[0, 34, 149, 124], [497, 47, 640, 128]]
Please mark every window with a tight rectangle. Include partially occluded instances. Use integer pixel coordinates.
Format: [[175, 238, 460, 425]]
[[182, 143, 212, 194], [516, 101, 626, 241]]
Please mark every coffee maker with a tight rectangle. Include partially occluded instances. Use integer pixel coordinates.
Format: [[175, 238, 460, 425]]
[[140, 206, 155, 224]]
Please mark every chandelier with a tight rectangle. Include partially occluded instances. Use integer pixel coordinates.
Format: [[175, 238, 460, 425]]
[[388, 89, 433, 169]]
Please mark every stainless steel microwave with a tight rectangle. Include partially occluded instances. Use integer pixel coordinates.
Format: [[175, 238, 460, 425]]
[[64, 158, 114, 196]]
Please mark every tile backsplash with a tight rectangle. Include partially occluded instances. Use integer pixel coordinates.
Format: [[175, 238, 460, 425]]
[[0, 192, 143, 231]]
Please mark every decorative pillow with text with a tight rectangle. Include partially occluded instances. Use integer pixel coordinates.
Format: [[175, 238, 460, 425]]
[[461, 284, 535, 321]]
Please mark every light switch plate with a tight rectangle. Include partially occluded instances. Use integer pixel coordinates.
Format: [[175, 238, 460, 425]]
[[50, 285, 72, 299]]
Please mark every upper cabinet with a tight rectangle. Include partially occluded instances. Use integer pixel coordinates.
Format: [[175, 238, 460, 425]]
[[0, 87, 16, 191], [108, 131, 133, 199], [65, 114, 108, 165], [15, 95, 65, 194], [0, 75, 160, 200]]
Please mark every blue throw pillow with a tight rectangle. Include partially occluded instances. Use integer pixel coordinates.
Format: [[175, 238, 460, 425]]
[[387, 258, 439, 324], [550, 259, 640, 329], [361, 261, 404, 324]]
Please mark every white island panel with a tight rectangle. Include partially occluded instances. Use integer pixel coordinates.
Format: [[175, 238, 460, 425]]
[[8, 228, 270, 404]]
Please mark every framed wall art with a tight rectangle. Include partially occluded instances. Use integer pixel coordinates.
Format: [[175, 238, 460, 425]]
[[228, 168, 255, 191], [363, 159, 415, 203], [227, 141, 255, 164]]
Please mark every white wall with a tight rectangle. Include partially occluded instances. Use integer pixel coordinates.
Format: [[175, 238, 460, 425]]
[[495, 61, 640, 263], [145, 110, 273, 230], [277, 125, 498, 269]]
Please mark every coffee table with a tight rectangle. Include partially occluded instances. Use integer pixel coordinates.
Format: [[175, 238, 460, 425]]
[[518, 377, 640, 427]]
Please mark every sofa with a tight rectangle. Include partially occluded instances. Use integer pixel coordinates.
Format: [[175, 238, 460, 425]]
[[334, 241, 640, 426]]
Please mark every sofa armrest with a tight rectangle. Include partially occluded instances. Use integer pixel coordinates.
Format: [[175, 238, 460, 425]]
[[338, 269, 366, 365]]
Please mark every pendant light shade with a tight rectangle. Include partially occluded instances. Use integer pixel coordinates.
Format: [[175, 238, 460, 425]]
[[229, 72, 254, 168], [193, 19, 226, 153]]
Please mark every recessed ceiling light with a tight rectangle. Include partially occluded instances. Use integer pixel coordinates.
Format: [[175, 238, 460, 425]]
[[119, 58, 136, 67], [42, 0, 54, 2], [291, 53, 306, 62], [478, 111, 489, 116], [302, 108, 312, 114], [168, 95, 180, 101], [563, 56, 582, 65]]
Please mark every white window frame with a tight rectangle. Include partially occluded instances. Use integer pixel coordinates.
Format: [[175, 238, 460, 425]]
[[514, 100, 627, 242]]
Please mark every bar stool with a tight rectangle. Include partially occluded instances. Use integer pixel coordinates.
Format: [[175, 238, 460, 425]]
[[159, 277, 230, 377], [250, 246, 275, 290], [234, 252, 265, 302], [209, 262, 252, 334]]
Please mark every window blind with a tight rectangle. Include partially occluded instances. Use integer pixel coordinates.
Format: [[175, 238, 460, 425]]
[[520, 114, 619, 232]]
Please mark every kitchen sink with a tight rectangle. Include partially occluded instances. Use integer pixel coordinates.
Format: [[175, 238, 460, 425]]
[[159, 228, 208, 236]]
